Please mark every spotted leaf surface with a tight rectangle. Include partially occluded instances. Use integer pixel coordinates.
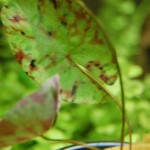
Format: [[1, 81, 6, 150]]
[[0, 75, 60, 147], [1, 0, 118, 103]]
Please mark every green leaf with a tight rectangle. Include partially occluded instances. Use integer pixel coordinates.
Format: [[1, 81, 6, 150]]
[[0, 75, 60, 147], [1, 0, 118, 103]]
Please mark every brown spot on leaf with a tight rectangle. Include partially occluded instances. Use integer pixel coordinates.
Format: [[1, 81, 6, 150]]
[[20, 31, 25, 35], [71, 81, 80, 96], [19, 31, 35, 39], [100, 74, 109, 83], [74, 9, 88, 20], [60, 88, 75, 102], [86, 65, 91, 70], [15, 50, 30, 64], [9, 15, 27, 23], [40, 118, 54, 131], [38, 0, 45, 14], [29, 75, 35, 80], [91, 30, 104, 44], [39, 26, 56, 38], [89, 61, 94, 63], [94, 63, 100, 67], [61, 19, 67, 26], [24, 126, 36, 134], [66, 0, 71, 3], [100, 74, 117, 84], [51, 0, 58, 9], [99, 66, 103, 70], [16, 137, 30, 142], [0, 120, 17, 136], [85, 61, 102, 71], [59, 15, 68, 26], [45, 54, 57, 69], [47, 31, 52, 36], [29, 60, 38, 71], [0, 141, 7, 147], [4, 5, 9, 8]]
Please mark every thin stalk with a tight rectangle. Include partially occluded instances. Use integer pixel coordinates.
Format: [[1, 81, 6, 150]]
[[41, 135, 101, 150], [42, 56, 132, 150], [117, 61, 132, 150], [68, 56, 132, 150], [76, 2, 132, 149]]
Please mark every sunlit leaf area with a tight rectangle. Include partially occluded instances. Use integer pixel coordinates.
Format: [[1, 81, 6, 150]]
[[1, 0, 150, 149]]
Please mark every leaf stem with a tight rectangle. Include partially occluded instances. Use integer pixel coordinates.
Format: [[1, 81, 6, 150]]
[[76, 2, 132, 149], [68, 56, 132, 150], [41, 135, 101, 150]]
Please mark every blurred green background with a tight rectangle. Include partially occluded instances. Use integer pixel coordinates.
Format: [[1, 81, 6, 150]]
[[1, 0, 150, 149]]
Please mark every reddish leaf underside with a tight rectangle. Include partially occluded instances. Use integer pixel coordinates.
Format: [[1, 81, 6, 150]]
[[0, 75, 60, 147]]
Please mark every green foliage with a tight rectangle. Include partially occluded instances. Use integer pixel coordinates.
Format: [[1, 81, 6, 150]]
[[1, 0, 119, 104], [0, 0, 121, 149], [0, 0, 150, 149], [98, 0, 150, 143]]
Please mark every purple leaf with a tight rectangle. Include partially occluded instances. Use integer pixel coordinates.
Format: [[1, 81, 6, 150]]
[[0, 75, 60, 147]]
